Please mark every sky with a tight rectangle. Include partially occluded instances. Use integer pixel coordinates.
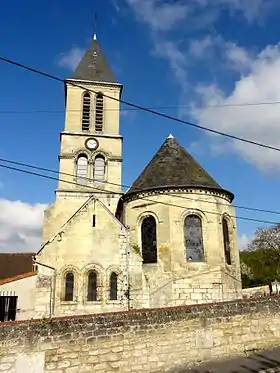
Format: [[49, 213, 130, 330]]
[[1, 0, 280, 253]]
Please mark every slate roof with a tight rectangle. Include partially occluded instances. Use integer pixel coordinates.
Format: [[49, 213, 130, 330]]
[[0, 252, 35, 281], [125, 135, 233, 200], [70, 38, 117, 83]]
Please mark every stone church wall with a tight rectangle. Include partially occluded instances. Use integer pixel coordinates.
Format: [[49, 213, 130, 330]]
[[1, 296, 280, 373]]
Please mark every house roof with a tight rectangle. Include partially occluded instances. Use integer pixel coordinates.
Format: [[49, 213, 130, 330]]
[[70, 38, 117, 83], [0, 272, 36, 286], [0, 252, 35, 281], [125, 135, 234, 200]]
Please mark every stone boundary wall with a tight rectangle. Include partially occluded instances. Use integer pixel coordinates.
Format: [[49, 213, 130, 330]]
[[242, 285, 270, 298], [1, 296, 280, 373]]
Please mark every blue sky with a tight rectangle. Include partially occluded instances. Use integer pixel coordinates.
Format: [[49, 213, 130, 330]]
[[1, 0, 280, 252]]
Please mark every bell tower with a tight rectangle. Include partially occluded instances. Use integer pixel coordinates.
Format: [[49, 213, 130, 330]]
[[57, 34, 123, 197]]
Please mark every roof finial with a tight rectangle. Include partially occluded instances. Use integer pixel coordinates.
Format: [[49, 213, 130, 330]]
[[93, 13, 97, 40]]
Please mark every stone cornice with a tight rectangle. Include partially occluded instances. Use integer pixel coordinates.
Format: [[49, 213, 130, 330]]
[[58, 154, 122, 162], [60, 131, 123, 140], [65, 79, 123, 91], [122, 186, 233, 204]]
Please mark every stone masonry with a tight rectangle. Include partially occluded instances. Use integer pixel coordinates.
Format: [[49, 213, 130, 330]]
[[1, 296, 280, 373]]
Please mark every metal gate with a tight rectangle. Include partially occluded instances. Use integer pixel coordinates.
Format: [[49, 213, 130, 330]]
[[0, 292, 18, 322]]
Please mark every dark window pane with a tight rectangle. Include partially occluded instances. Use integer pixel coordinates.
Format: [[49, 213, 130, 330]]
[[223, 218, 231, 265], [87, 271, 97, 301], [65, 272, 74, 301], [110, 272, 118, 300], [184, 215, 204, 262], [141, 216, 157, 264]]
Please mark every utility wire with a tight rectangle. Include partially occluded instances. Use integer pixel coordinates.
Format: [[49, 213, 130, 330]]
[[1, 55, 280, 153], [0, 161, 279, 225], [0, 156, 280, 216], [3, 98, 280, 114]]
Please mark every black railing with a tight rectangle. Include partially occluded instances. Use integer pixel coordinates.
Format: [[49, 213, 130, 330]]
[[0, 295, 18, 322]]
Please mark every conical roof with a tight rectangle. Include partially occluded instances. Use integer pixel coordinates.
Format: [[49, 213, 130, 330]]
[[70, 38, 117, 83], [126, 135, 233, 200]]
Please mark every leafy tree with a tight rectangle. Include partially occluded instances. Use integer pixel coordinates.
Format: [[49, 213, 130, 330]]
[[240, 224, 280, 288]]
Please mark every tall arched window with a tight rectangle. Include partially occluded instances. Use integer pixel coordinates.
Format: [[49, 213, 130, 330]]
[[65, 272, 74, 301], [94, 155, 105, 181], [109, 272, 118, 300], [87, 271, 97, 301], [76, 155, 88, 184], [95, 93, 103, 132], [184, 214, 204, 262], [82, 92, 91, 131], [222, 218, 231, 265], [141, 216, 157, 264]]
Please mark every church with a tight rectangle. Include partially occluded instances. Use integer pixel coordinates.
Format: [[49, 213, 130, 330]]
[[1, 34, 243, 320]]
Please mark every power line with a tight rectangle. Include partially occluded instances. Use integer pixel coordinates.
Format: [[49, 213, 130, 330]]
[[2, 98, 280, 114], [0, 161, 279, 225], [0, 156, 280, 216], [1, 55, 280, 153]]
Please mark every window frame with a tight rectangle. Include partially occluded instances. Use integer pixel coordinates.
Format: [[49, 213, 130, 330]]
[[222, 216, 232, 265], [141, 215, 158, 264], [183, 213, 205, 263]]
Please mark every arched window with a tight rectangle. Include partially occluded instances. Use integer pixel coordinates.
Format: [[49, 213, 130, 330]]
[[82, 92, 91, 131], [95, 93, 103, 132], [65, 272, 74, 301], [109, 272, 118, 300], [141, 216, 157, 264], [94, 155, 105, 181], [184, 214, 204, 262], [87, 271, 97, 301], [222, 218, 231, 265], [76, 155, 88, 184]]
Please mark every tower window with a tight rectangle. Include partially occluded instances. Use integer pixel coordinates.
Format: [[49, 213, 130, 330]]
[[141, 216, 157, 264], [94, 155, 105, 181], [109, 272, 118, 300], [87, 271, 98, 301], [184, 214, 204, 262], [76, 155, 88, 184], [222, 218, 231, 265], [95, 93, 103, 132], [65, 272, 74, 301], [82, 92, 91, 131]]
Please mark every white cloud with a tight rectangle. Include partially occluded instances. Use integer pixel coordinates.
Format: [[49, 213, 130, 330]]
[[153, 40, 188, 83], [238, 233, 253, 251], [0, 199, 47, 253], [190, 43, 280, 172], [58, 46, 85, 71], [125, 0, 189, 32]]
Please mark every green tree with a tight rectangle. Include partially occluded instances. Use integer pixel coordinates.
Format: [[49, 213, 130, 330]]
[[240, 224, 280, 288]]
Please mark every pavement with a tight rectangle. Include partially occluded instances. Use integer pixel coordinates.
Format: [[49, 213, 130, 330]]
[[178, 347, 280, 373]]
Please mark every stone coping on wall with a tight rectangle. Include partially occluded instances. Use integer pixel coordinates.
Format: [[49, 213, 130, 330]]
[[1, 295, 280, 341]]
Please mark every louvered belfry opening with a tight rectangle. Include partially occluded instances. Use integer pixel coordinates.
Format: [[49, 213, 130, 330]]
[[95, 93, 103, 132], [82, 92, 91, 131]]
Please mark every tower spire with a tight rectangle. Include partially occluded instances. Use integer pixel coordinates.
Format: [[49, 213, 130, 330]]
[[93, 13, 97, 40]]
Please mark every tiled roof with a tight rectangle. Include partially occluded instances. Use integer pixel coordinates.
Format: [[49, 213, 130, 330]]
[[0, 252, 35, 281], [125, 136, 233, 200], [0, 272, 36, 286], [70, 38, 117, 83]]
